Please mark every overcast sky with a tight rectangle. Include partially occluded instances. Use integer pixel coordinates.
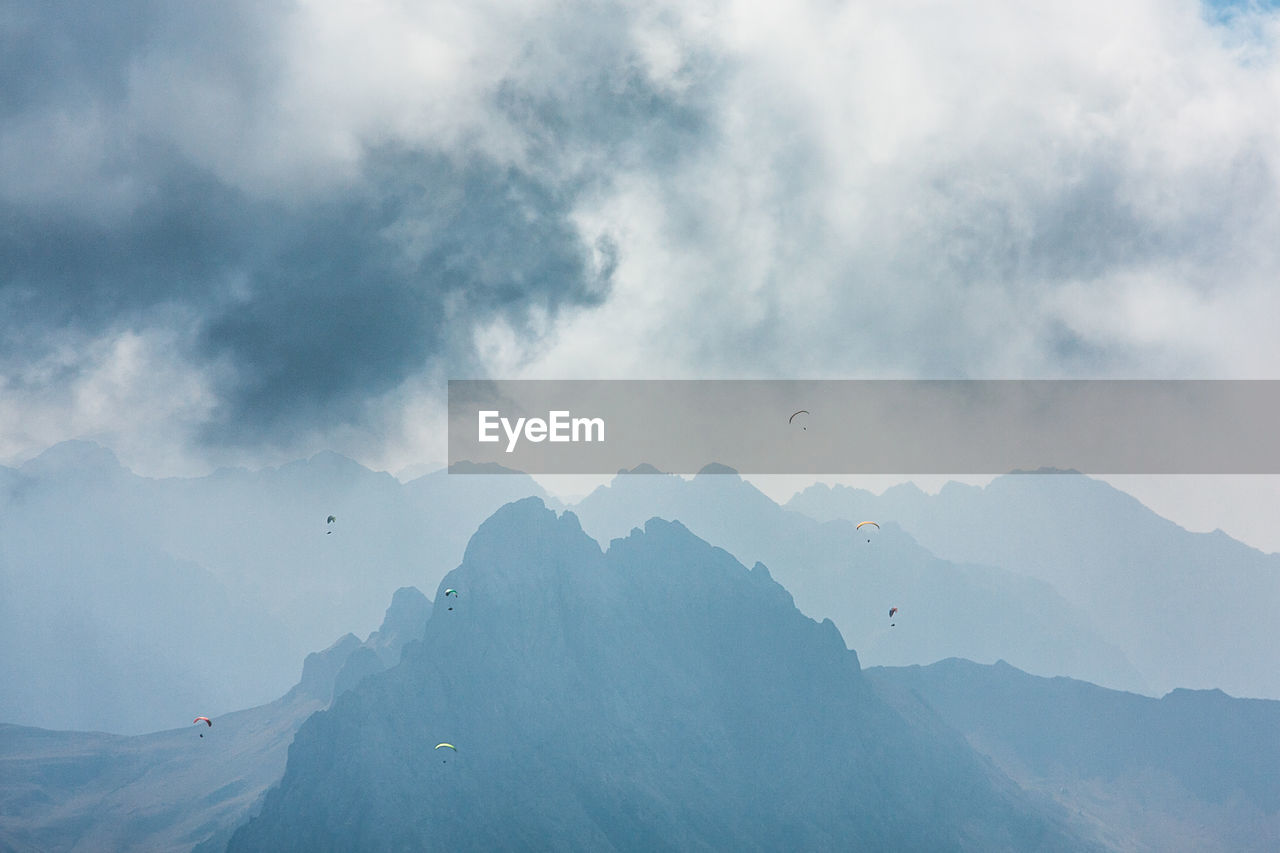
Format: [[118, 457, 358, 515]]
[[3, 1, 1279, 544]]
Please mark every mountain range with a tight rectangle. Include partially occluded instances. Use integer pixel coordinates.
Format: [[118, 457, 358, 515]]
[[0, 586, 431, 853], [569, 465, 1145, 693], [788, 473, 1280, 698], [0, 441, 551, 732], [226, 498, 1093, 851], [4, 492, 1276, 850]]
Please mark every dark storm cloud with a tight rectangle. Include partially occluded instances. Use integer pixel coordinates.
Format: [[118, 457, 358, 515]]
[[197, 149, 614, 443], [0, 0, 721, 448], [0, 142, 615, 442], [0, 151, 254, 332]]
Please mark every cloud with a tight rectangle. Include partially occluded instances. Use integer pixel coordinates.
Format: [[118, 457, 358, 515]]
[[1, 0, 714, 462], [3, 0, 1280, 472], [523, 0, 1280, 380]]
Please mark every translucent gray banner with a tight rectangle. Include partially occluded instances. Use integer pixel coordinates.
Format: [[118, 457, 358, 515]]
[[447, 380, 1280, 474]]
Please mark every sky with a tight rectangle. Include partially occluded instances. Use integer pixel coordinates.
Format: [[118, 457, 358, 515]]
[[3, 1, 1280, 545]]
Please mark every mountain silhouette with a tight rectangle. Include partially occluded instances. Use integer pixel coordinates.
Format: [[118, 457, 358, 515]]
[[789, 473, 1280, 698], [569, 466, 1143, 692], [0, 441, 548, 731], [228, 498, 1091, 851]]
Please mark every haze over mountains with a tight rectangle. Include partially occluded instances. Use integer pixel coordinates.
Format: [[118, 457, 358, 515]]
[[0, 586, 431, 853], [4, 471, 1278, 851], [570, 465, 1145, 694], [868, 659, 1280, 853], [6, 443, 1278, 736], [788, 474, 1280, 698], [226, 499, 1093, 851], [0, 441, 553, 733]]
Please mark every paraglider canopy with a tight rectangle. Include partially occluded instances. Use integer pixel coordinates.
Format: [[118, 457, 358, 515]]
[[327, 515, 336, 524], [194, 716, 212, 727], [435, 743, 456, 751], [444, 589, 458, 597], [889, 607, 898, 618]]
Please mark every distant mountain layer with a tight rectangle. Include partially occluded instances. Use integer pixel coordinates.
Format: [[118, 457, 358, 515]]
[[868, 659, 1280, 853], [787, 473, 1280, 698], [0, 587, 430, 853], [569, 466, 1144, 693], [228, 499, 1092, 851], [10, 492, 1272, 851], [0, 440, 546, 732]]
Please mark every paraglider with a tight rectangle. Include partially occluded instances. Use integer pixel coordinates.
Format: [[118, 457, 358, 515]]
[[889, 606, 898, 627], [789, 410, 810, 430], [436, 743, 456, 763], [326, 515, 336, 534], [194, 716, 212, 736], [444, 588, 458, 610], [857, 520, 879, 542]]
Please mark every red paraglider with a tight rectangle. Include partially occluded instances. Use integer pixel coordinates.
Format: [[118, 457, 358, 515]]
[[194, 717, 212, 727]]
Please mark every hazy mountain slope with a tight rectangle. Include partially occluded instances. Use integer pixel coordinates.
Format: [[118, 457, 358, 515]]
[[789, 473, 1280, 698], [0, 441, 543, 732], [867, 659, 1280, 852], [0, 587, 430, 853], [569, 466, 1143, 692], [0, 696, 321, 853], [228, 499, 1093, 852], [144, 454, 553, 661], [0, 444, 288, 733]]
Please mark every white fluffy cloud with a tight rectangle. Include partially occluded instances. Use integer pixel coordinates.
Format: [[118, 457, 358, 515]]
[[523, 0, 1280, 380]]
